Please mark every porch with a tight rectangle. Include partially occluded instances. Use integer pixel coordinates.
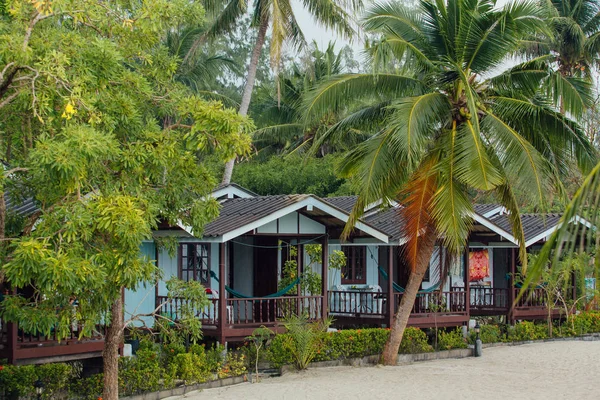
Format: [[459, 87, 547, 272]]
[[0, 319, 105, 365]]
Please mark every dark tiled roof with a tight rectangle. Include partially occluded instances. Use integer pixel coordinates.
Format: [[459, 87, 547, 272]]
[[474, 203, 502, 216], [5, 192, 38, 217], [325, 196, 358, 213], [488, 213, 563, 244], [365, 207, 404, 241], [202, 195, 308, 237]]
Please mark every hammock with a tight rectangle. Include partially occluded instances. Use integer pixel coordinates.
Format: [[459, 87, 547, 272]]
[[209, 271, 300, 299], [377, 266, 443, 294]]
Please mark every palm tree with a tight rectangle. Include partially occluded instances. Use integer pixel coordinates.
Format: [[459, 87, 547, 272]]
[[219, 0, 363, 185], [304, 0, 597, 364], [524, 0, 600, 117], [252, 41, 363, 156]]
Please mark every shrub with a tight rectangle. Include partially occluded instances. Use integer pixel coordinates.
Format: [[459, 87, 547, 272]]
[[171, 352, 213, 384], [568, 311, 600, 335], [119, 349, 163, 396], [70, 373, 104, 400], [399, 327, 434, 354], [217, 353, 247, 378], [437, 328, 468, 350], [0, 362, 77, 399], [281, 315, 330, 370], [468, 324, 504, 344], [507, 321, 548, 342]]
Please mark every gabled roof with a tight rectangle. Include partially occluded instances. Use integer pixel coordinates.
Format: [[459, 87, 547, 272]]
[[325, 196, 358, 213], [364, 207, 405, 242], [5, 192, 38, 217], [211, 183, 257, 200], [473, 203, 504, 218], [487, 213, 563, 247], [191, 194, 391, 243]]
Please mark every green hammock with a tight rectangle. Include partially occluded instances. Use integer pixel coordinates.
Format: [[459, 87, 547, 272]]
[[209, 271, 300, 299], [377, 266, 443, 294]]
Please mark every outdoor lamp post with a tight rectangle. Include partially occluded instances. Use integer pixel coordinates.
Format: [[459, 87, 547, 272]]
[[34, 379, 44, 400], [474, 322, 482, 357]]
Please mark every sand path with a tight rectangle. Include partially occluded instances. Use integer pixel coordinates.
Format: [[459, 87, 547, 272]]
[[169, 341, 600, 400]]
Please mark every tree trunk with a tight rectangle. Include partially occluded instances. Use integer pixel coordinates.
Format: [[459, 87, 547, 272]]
[[103, 295, 124, 400], [381, 245, 435, 365], [221, 17, 269, 185]]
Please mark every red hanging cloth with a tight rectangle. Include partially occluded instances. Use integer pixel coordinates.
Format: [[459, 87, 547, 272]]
[[469, 250, 489, 281]]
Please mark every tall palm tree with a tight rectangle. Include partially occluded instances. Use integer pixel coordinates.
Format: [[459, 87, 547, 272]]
[[524, 0, 600, 117], [252, 41, 364, 156], [219, 0, 363, 185], [304, 0, 597, 364]]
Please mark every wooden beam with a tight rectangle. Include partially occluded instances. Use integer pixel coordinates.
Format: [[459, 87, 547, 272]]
[[321, 235, 329, 321], [387, 247, 394, 328], [218, 243, 227, 345], [508, 248, 516, 324]]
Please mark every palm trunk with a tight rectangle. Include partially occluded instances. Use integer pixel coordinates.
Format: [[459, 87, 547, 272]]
[[221, 17, 269, 185], [381, 244, 435, 365], [103, 296, 124, 400]]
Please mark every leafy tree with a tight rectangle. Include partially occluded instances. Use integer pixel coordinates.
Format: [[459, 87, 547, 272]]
[[0, 1, 252, 399], [219, 0, 363, 185], [233, 154, 357, 196], [304, 0, 597, 364]]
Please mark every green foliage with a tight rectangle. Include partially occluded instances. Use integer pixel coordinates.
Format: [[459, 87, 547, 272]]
[[281, 315, 331, 370], [70, 373, 104, 400], [468, 324, 505, 344], [507, 321, 549, 342], [119, 349, 163, 396], [217, 353, 247, 379], [266, 327, 432, 368], [247, 326, 275, 381], [437, 328, 468, 350], [233, 155, 357, 197], [0, 362, 78, 399], [398, 327, 434, 354], [565, 311, 600, 336], [171, 352, 213, 384]]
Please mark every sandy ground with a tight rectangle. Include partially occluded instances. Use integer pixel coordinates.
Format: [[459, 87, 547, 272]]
[[168, 341, 600, 400]]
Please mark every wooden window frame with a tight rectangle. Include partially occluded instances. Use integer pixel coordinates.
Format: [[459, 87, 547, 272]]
[[178, 243, 211, 288], [341, 246, 367, 285]]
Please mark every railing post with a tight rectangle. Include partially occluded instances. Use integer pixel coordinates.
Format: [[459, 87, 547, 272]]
[[321, 235, 328, 321], [218, 243, 227, 345], [464, 248, 470, 317], [7, 321, 17, 364], [387, 246, 394, 328]]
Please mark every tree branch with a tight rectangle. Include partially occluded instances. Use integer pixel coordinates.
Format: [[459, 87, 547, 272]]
[[0, 91, 20, 109]]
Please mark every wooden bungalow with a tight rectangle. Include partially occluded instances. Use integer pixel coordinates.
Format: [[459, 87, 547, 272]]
[[0, 195, 105, 365]]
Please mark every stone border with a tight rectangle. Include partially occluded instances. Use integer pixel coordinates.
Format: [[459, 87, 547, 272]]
[[481, 333, 600, 349], [120, 376, 247, 400]]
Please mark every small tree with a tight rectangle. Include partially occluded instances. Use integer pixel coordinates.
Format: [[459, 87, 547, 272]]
[[246, 326, 274, 383]]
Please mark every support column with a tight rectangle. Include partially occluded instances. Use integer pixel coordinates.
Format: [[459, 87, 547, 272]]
[[508, 248, 516, 324], [465, 248, 470, 317], [321, 235, 329, 320], [387, 246, 394, 328], [218, 243, 227, 345], [296, 243, 302, 315]]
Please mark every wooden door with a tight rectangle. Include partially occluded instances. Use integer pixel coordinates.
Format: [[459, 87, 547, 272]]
[[253, 237, 279, 322]]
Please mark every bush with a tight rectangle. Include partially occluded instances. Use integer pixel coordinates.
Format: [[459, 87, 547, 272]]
[[217, 353, 247, 378], [399, 327, 434, 354], [119, 349, 163, 396], [70, 373, 104, 400], [437, 328, 468, 350], [171, 352, 213, 384], [0, 362, 77, 399], [468, 324, 505, 344], [507, 321, 548, 342], [281, 315, 330, 370], [567, 311, 600, 335]]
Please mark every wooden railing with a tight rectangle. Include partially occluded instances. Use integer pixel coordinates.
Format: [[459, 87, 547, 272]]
[[394, 291, 467, 314], [155, 295, 219, 326], [227, 296, 323, 325], [329, 290, 386, 316], [470, 287, 509, 310], [156, 295, 323, 327], [513, 287, 548, 308]]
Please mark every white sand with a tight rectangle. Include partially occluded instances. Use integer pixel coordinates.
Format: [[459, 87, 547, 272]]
[[170, 341, 600, 400]]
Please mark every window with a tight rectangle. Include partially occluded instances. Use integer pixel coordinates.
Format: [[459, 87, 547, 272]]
[[179, 243, 210, 286], [341, 246, 366, 284]]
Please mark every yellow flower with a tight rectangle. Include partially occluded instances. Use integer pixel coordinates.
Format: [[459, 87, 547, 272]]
[[61, 101, 77, 120]]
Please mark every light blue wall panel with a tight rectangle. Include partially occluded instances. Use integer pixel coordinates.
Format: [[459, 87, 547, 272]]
[[299, 214, 326, 234], [278, 213, 298, 234], [124, 242, 157, 328]]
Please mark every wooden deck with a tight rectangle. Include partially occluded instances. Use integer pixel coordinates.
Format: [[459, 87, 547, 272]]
[[0, 319, 105, 365], [158, 290, 470, 342]]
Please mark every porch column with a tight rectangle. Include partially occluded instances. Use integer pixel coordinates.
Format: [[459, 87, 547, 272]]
[[387, 246, 394, 328], [508, 248, 516, 324], [218, 242, 227, 345], [296, 243, 302, 315], [321, 235, 328, 320], [464, 248, 470, 317], [7, 321, 17, 364]]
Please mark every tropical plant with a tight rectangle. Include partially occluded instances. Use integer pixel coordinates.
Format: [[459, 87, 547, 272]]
[[282, 314, 332, 370], [304, 0, 597, 364], [220, 0, 363, 184], [246, 326, 274, 382]]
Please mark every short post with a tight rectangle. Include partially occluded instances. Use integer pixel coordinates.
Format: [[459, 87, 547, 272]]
[[34, 379, 44, 400], [474, 322, 482, 357]]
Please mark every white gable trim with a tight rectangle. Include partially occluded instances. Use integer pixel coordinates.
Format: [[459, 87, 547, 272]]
[[217, 196, 389, 243], [481, 206, 506, 218], [470, 212, 518, 245], [211, 185, 255, 200], [523, 215, 594, 247]]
